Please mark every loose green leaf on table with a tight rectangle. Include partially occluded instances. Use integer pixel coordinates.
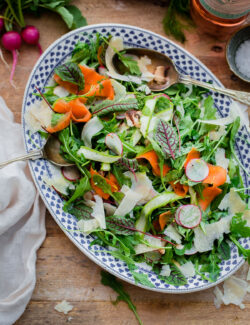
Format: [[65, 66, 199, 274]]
[[101, 270, 143, 325]]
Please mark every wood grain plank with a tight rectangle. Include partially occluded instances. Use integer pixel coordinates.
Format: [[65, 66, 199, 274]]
[[15, 301, 250, 325]]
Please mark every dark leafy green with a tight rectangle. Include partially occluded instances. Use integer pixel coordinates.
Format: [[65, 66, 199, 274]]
[[55, 62, 85, 91]]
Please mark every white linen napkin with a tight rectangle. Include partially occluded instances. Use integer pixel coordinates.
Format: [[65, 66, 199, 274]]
[[0, 97, 46, 325]]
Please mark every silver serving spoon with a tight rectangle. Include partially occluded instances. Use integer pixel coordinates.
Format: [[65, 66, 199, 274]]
[[0, 136, 74, 169], [113, 48, 250, 106]]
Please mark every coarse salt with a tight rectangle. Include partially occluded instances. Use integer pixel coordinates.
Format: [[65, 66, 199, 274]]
[[235, 40, 250, 79]]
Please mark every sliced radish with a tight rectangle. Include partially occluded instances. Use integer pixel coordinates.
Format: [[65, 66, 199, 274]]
[[185, 158, 209, 182], [105, 133, 123, 156], [61, 166, 81, 182], [178, 204, 201, 229], [175, 206, 182, 225], [153, 93, 171, 101]]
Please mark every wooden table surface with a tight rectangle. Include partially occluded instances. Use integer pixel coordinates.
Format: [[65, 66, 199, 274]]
[[1, 1, 249, 324]]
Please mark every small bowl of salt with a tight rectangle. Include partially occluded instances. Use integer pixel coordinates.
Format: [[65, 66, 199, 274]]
[[226, 25, 250, 83]]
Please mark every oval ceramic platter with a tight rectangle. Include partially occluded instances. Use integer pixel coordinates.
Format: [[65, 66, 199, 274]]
[[22, 24, 249, 293]]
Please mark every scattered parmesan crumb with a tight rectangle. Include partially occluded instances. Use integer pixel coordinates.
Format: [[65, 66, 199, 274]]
[[160, 264, 171, 277], [54, 300, 73, 315], [214, 276, 248, 310], [178, 261, 195, 278], [67, 316, 73, 322]]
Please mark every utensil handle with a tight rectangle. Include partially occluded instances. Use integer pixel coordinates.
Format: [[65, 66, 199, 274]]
[[180, 75, 250, 106], [0, 150, 42, 169]]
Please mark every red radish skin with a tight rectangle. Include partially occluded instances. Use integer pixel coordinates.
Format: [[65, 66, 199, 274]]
[[153, 93, 171, 101], [185, 158, 209, 183], [21, 25, 42, 55], [0, 18, 4, 31], [178, 204, 202, 229], [61, 166, 81, 182], [175, 206, 182, 225], [1, 31, 22, 83]]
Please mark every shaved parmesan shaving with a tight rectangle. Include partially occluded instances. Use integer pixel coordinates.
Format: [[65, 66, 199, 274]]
[[229, 101, 249, 128], [137, 55, 155, 82], [160, 264, 171, 277], [178, 261, 195, 278], [92, 195, 106, 229], [214, 276, 248, 309], [53, 85, 69, 98], [103, 203, 116, 216], [218, 193, 230, 211], [77, 219, 99, 233], [209, 125, 226, 141], [215, 148, 229, 170], [164, 224, 182, 244], [25, 99, 53, 133], [135, 235, 163, 255], [114, 186, 143, 217], [54, 300, 73, 314], [81, 116, 103, 148], [229, 188, 247, 214], [194, 216, 232, 252], [43, 164, 74, 195], [124, 172, 158, 205]]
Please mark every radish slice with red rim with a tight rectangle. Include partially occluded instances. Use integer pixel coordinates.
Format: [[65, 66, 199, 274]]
[[105, 133, 123, 156], [178, 204, 201, 229], [185, 158, 209, 182], [175, 206, 182, 225], [61, 166, 81, 182]]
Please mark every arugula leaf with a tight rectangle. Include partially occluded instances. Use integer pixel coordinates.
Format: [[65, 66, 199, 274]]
[[130, 270, 155, 288], [159, 264, 187, 286], [154, 119, 178, 159], [51, 113, 64, 127], [230, 213, 250, 238], [164, 169, 183, 183], [55, 62, 84, 91], [119, 53, 141, 76], [101, 271, 143, 325], [64, 177, 91, 208], [229, 235, 250, 264], [112, 165, 132, 188], [106, 249, 136, 266], [66, 202, 93, 220]]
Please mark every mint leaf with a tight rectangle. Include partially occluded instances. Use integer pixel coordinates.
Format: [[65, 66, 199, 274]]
[[55, 62, 84, 91], [101, 271, 143, 325]]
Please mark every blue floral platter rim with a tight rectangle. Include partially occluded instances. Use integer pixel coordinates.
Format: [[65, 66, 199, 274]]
[[21, 24, 249, 293]]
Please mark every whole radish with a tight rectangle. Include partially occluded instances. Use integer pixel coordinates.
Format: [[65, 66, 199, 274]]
[[0, 18, 4, 32], [1, 31, 22, 83], [21, 25, 42, 54]]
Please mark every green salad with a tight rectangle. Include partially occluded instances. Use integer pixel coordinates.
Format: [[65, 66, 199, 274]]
[[27, 34, 250, 287]]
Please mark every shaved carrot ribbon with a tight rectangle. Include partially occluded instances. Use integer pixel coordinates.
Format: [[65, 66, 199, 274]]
[[198, 186, 222, 211], [47, 98, 92, 133], [170, 182, 189, 197], [136, 150, 170, 177], [90, 167, 119, 200], [54, 65, 114, 100], [184, 148, 200, 168], [158, 211, 172, 231]]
